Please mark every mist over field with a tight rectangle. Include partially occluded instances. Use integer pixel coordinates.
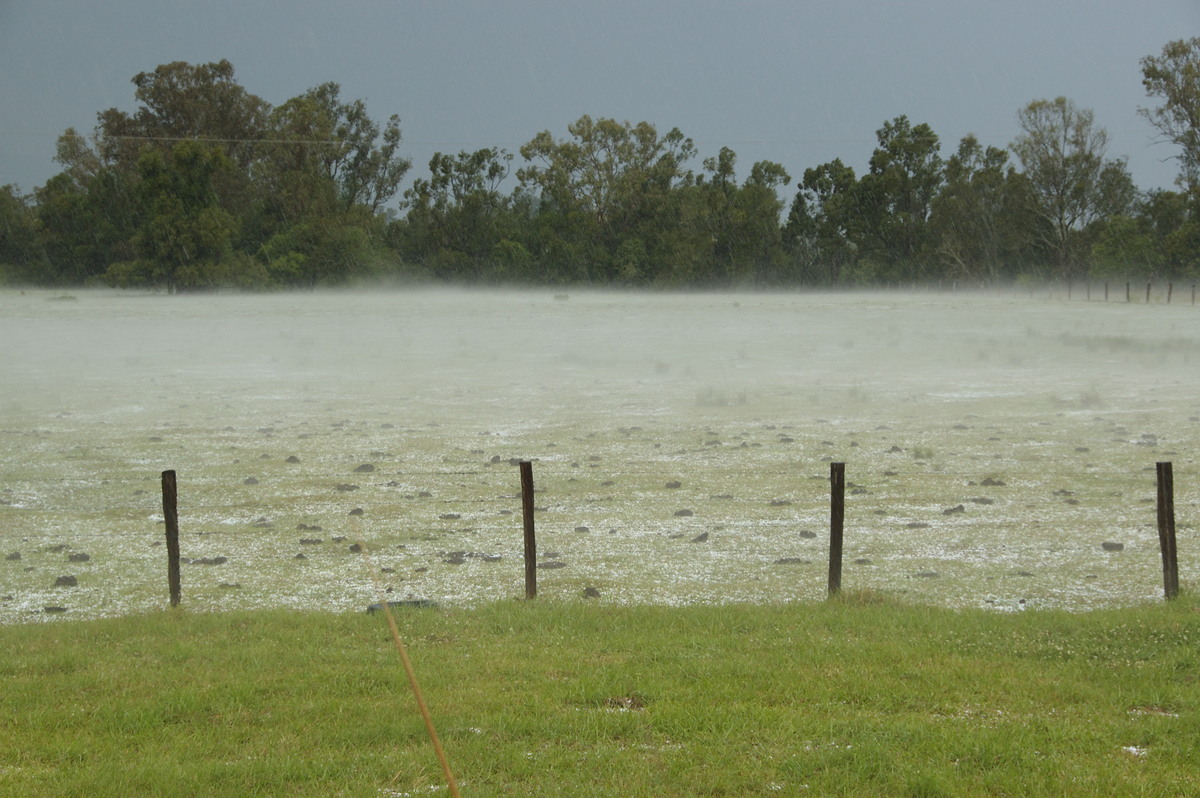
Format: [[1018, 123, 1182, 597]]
[[1, 288, 1197, 622]]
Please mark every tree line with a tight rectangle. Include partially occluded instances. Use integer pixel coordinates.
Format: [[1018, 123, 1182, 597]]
[[1, 40, 1198, 290]]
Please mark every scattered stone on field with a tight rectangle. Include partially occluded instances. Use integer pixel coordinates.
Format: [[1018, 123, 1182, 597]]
[[664, 480, 682, 489], [220, 582, 241, 589], [418, 491, 432, 498], [55, 574, 78, 587], [769, 499, 792, 507], [980, 477, 1006, 487], [690, 532, 709, 543], [43, 606, 68, 613], [574, 526, 590, 533], [335, 483, 359, 492], [348, 543, 363, 553], [68, 552, 90, 562], [855, 558, 873, 565], [348, 508, 364, 516], [887, 445, 904, 453], [583, 587, 601, 599], [538, 561, 568, 569], [851, 487, 869, 495], [1017, 570, 1034, 577], [969, 497, 994, 505], [914, 571, 939, 578], [251, 517, 272, 528], [1074, 447, 1090, 453], [774, 557, 810, 565], [906, 522, 930, 529], [799, 530, 817, 539], [440, 513, 461, 520], [354, 463, 376, 473], [366, 599, 437, 613], [285, 455, 301, 463], [45, 544, 67, 553], [192, 556, 228, 566], [1102, 541, 1125, 552], [943, 504, 966, 515], [674, 508, 694, 517], [332, 536, 346, 543], [5, 551, 20, 561], [294, 553, 307, 560], [443, 552, 466, 565], [297, 523, 322, 531], [1085, 574, 1098, 580], [1, 595, 10, 601], [1053, 489, 1074, 496]]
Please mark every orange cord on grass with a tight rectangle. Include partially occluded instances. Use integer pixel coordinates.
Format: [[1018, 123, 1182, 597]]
[[357, 537, 461, 797]]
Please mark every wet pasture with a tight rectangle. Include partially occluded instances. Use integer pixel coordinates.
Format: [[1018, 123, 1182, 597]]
[[1, 287, 1197, 622]]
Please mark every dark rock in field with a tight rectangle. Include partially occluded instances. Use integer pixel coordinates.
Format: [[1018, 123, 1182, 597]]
[[668, 533, 684, 539], [294, 553, 307, 560], [601, 480, 615, 487], [332, 536, 347, 543], [348, 508, 364, 516], [574, 526, 590, 533], [798, 530, 817, 539], [1085, 574, 1098, 580], [943, 504, 966, 515], [5, 551, 20, 561], [969, 497, 994, 505], [906, 522, 930, 529], [690, 532, 709, 543], [192, 556, 228, 566], [354, 463, 376, 473], [285, 455, 301, 463], [710, 493, 733, 500], [1102, 541, 1125, 552], [418, 491, 432, 498], [980, 477, 1006, 487], [46, 544, 67, 553], [55, 574, 78, 587], [251, 517, 272, 528], [1053, 489, 1074, 496], [914, 571, 939, 578], [664, 480, 682, 489], [1075, 447, 1090, 453], [43, 606, 68, 613], [68, 552, 90, 562], [243, 477, 259, 485], [1, 594, 10, 601], [538, 561, 568, 569], [380, 567, 395, 574], [220, 582, 240, 589], [299, 538, 322, 545], [443, 552, 466, 565], [366, 599, 437, 613], [583, 587, 601, 599], [348, 543, 363, 553], [887, 445, 904, 453], [773, 557, 810, 565], [769, 499, 792, 507], [297, 523, 322, 532], [335, 483, 359, 492], [674, 509, 694, 517], [855, 558, 873, 565], [851, 487, 868, 495], [439, 513, 461, 520]]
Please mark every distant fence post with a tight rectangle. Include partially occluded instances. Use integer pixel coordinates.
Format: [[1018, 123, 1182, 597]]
[[1126, 282, 1131, 303], [1168, 283, 1173, 304], [519, 461, 537, 599], [161, 469, 181, 608], [1156, 462, 1180, 601], [1105, 281, 1109, 302], [828, 462, 845, 597], [1147, 281, 1153, 304]]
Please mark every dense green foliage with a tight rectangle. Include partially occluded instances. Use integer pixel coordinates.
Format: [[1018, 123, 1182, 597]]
[[2, 597, 1198, 795], [3, 42, 1200, 289]]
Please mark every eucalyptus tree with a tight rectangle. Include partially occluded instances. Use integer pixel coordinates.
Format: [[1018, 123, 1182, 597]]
[[517, 115, 697, 282], [1140, 37, 1200, 192], [784, 158, 860, 284], [1010, 97, 1134, 279]]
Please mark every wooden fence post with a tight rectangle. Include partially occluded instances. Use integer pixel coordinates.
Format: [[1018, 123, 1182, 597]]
[[519, 461, 537, 599], [1147, 281, 1152, 304], [1126, 282, 1131, 303], [161, 469, 181, 608], [1156, 462, 1180, 601], [828, 462, 845, 597]]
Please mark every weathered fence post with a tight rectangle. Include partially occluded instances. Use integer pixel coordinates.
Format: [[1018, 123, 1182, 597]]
[[519, 461, 537, 599], [1126, 282, 1131, 303], [1168, 282, 1174, 304], [1105, 281, 1109, 302], [1156, 462, 1180, 601], [161, 469, 181, 608], [1147, 281, 1153, 304], [828, 462, 845, 597]]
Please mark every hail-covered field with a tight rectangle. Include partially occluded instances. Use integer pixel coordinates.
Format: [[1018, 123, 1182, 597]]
[[1, 287, 1196, 623]]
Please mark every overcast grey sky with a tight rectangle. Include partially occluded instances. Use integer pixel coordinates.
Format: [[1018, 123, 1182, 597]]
[[1, 0, 1197, 201]]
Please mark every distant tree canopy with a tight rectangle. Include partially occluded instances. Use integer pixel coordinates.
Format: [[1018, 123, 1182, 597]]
[[3, 46, 1199, 290]]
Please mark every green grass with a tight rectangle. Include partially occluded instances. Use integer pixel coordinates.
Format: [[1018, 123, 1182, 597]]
[[3, 595, 1200, 796]]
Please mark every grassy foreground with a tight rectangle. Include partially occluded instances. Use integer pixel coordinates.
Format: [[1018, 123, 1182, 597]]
[[2, 595, 1198, 797]]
